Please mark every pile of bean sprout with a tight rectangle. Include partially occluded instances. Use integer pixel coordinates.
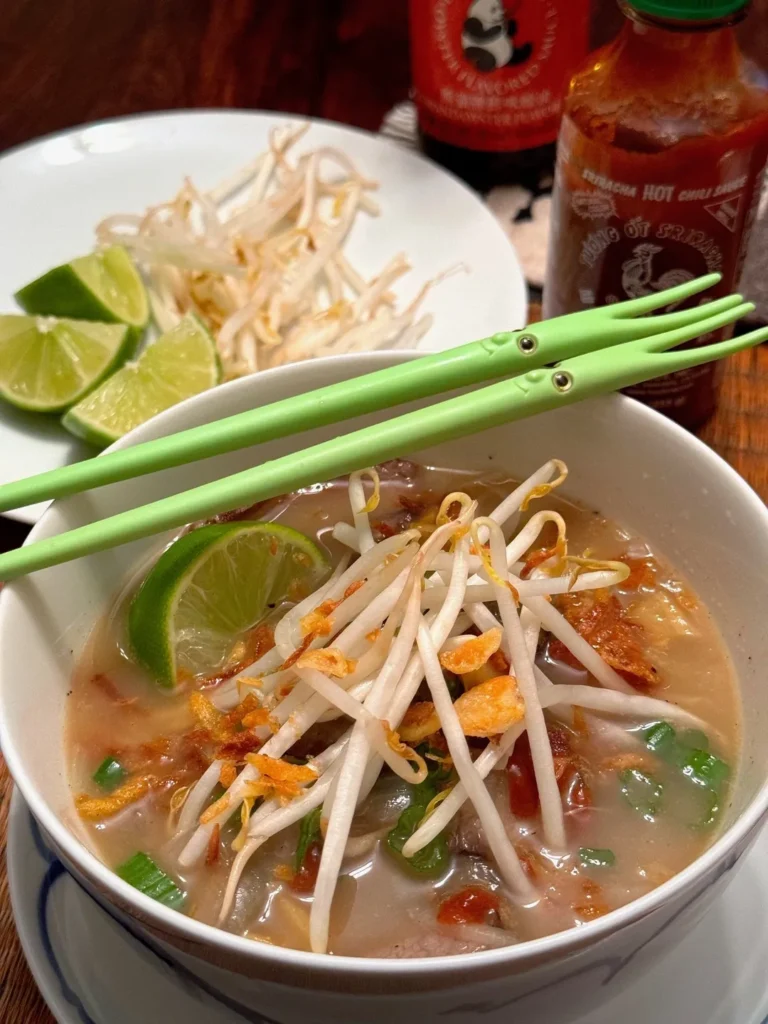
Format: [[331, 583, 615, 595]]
[[171, 460, 709, 954], [96, 123, 441, 379]]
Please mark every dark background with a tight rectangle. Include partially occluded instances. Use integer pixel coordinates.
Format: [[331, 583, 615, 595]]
[[2, 0, 767, 155]]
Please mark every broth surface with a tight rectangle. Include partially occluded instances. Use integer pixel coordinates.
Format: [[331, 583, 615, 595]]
[[67, 463, 740, 957]]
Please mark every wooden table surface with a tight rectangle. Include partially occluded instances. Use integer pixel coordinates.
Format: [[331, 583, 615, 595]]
[[1, 1, 768, 1021]]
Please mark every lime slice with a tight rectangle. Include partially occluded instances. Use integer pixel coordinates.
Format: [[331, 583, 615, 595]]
[[128, 522, 331, 688], [0, 314, 132, 413], [15, 245, 149, 334], [62, 314, 221, 447]]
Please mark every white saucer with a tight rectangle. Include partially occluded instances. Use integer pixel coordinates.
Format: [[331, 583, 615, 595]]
[[0, 110, 526, 524], [8, 787, 768, 1024]]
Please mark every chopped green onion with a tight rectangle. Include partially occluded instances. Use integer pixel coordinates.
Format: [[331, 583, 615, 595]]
[[385, 762, 452, 878], [639, 721, 730, 828], [92, 756, 126, 791], [579, 847, 616, 868], [679, 749, 730, 790], [295, 807, 322, 872], [683, 787, 721, 831], [642, 721, 678, 761], [387, 804, 449, 878], [619, 767, 663, 818], [116, 852, 186, 910]]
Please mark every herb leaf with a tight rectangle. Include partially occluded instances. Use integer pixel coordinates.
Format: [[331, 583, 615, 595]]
[[295, 806, 322, 872]]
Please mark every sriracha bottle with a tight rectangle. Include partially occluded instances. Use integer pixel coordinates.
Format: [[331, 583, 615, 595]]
[[544, 0, 768, 429]]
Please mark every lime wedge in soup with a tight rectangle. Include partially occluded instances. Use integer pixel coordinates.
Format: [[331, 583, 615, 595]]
[[62, 314, 220, 447], [0, 314, 132, 413], [129, 521, 331, 688], [15, 245, 149, 336]]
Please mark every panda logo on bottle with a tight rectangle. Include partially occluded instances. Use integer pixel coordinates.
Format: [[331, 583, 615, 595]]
[[462, 0, 533, 72]]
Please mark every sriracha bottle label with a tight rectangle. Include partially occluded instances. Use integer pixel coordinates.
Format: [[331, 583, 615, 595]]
[[545, 114, 768, 414], [410, 0, 590, 153]]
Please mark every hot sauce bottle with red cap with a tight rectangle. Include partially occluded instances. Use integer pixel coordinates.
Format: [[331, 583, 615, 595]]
[[544, 0, 768, 428]]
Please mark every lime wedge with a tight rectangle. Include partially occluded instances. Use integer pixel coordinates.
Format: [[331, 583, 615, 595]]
[[62, 314, 220, 447], [128, 522, 331, 688], [15, 245, 149, 334], [0, 314, 132, 413]]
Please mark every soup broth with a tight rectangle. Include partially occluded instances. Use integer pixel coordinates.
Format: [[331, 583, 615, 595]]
[[67, 461, 739, 957]]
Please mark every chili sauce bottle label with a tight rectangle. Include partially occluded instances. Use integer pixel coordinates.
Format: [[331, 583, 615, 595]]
[[545, 114, 768, 416], [410, 0, 590, 153]]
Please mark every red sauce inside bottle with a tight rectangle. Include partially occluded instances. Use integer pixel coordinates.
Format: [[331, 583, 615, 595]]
[[409, 0, 590, 191], [544, 2, 768, 428]]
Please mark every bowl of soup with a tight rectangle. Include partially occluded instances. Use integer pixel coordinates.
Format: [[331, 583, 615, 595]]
[[1, 351, 768, 1024]]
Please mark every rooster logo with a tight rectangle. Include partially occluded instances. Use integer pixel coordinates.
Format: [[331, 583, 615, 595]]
[[621, 244, 694, 305]]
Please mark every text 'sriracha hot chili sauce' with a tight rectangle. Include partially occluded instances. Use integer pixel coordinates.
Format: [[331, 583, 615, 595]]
[[544, 0, 768, 429], [409, 0, 590, 192]]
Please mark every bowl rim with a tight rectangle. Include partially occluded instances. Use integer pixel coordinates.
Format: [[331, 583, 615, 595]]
[[2, 349, 768, 978]]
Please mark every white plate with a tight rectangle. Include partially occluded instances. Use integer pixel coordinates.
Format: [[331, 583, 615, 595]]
[[8, 788, 768, 1024], [0, 110, 526, 525]]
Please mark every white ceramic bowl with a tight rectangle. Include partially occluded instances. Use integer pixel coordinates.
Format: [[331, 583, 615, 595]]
[[2, 352, 768, 1024]]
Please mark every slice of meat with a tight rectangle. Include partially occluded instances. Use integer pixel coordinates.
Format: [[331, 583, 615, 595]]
[[450, 774, 507, 858], [548, 590, 659, 690], [450, 800, 492, 858], [288, 719, 349, 761]]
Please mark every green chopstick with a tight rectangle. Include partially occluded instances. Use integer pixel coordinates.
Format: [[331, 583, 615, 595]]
[[0, 296, 763, 581], [0, 274, 727, 514]]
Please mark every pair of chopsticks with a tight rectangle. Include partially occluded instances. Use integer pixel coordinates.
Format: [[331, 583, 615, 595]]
[[0, 274, 765, 581]]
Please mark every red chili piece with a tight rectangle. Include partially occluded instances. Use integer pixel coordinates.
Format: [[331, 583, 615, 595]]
[[437, 886, 500, 926], [289, 843, 321, 894]]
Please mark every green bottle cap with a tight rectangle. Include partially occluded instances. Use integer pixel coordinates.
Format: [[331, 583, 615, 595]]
[[626, 0, 748, 20]]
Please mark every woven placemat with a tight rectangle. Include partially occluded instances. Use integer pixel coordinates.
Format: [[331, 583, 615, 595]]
[[0, 765, 54, 1023]]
